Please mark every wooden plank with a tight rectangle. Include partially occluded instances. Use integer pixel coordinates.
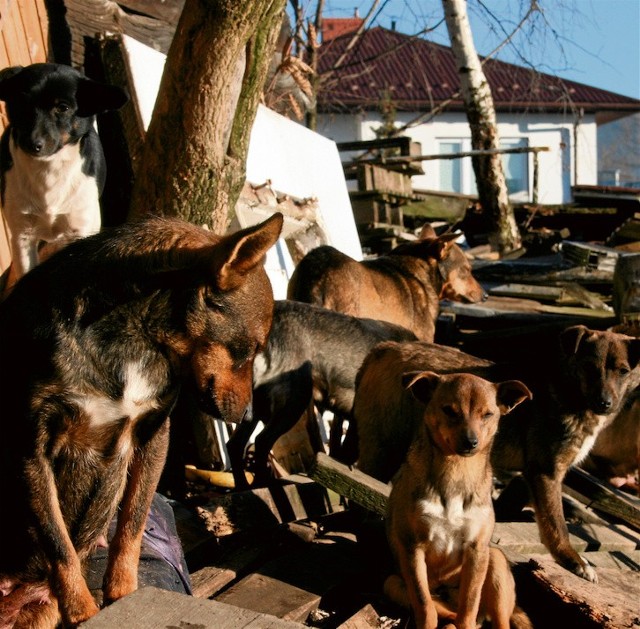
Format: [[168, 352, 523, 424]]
[[196, 476, 343, 537], [308, 453, 389, 517], [16, 0, 47, 62], [215, 532, 363, 624], [336, 604, 381, 628], [190, 541, 272, 599], [215, 572, 321, 623], [32, 0, 48, 55], [64, 0, 177, 64], [270, 404, 321, 475], [1, 2, 31, 65], [491, 521, 639, 555], [526, 555, 640, 629], [82, 586, 306, 628], [488, 283, 612, 312], [489, 283, 564, 301], [116, 0, 184, 22], [564, 467, 640, 530], [528, 550, 640, 570]]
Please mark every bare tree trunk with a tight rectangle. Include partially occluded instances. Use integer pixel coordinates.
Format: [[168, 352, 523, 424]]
[[129, 0, 286, 233], [442, 0, 521, 254], [304, 0, 324, 131]]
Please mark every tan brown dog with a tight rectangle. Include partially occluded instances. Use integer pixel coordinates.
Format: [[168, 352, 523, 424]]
[[287, 224, 486, 342], [384, 371, 532, 629], [0, 213, 283, 628], [352, 327, 640, 583], [579, 321, 640, 494]]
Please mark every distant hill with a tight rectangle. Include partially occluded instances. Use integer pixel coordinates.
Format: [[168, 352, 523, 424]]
[[598, 112, 640, 186]]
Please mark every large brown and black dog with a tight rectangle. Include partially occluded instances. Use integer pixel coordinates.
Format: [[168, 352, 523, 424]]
[[351, 326, 640, 583], [287, 224, 486, 342], [0, 213, 283, 628]]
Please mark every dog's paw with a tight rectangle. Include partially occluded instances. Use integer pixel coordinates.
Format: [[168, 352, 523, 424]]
[[63, 596, 100, 628], [574, 557, 598, 583]]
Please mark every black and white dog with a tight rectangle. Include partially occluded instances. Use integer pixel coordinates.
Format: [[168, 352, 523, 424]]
[[0, 63, 127, 286]]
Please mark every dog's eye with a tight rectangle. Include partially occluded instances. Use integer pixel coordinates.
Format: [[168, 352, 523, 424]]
[[618, 366, 630, 375], [482, 411, 494, 421], [442, 406, 457, 419], [55, 102, 70, 114], [203, 288, 222, 310]]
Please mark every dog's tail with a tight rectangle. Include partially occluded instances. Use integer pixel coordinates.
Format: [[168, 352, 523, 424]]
[[510, 605, 534, 629]]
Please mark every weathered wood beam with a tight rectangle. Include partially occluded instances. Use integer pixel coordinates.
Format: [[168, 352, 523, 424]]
[[82, 586, 305, 628], [564, 467, 640, 530], [308, 453, 389, 517], [196, 475, 343, 538]]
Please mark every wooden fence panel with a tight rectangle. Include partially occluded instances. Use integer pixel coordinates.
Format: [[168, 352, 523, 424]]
[[0, 0, 49, 275]]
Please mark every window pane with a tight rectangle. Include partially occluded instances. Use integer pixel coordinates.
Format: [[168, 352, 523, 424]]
[[501, 140, 528, 196], [439, 141, 462, 192]]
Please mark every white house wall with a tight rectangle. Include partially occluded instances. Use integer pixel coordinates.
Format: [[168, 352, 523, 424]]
[[316, 110, 598, 205]]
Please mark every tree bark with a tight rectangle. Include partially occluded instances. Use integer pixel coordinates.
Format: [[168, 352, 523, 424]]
[[442, 0, 521, 254], [129, 0, 287, 233]]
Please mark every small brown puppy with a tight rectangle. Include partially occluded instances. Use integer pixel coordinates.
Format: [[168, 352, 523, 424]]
[[385, 371, 532, 629]]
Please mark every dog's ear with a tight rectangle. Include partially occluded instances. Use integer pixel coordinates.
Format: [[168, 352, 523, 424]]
[[214, 212, 284, 291], [559, 324, 590, 356], [418, 223, 437, 240], [0, 66, 24, 99], [429, 232, 461, 261], [625, 337, 640, 370], [495, 380, 532, 415], [402, 370, 440, 405], [76, 78, 129, 116]]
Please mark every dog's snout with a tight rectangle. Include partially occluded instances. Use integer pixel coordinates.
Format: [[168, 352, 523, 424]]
[[32, 140, 43, 153], [593, 396, 613, 414], [458, 429, 479, 454]]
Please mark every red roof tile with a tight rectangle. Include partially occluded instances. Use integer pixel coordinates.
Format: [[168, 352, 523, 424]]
[[317, 26, 640, 115]]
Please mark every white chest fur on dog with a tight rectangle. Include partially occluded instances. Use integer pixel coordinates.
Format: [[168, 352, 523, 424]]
[[70, 362, 162, 457], [4, 138, 101, 277], [417, 496, 491, 569]]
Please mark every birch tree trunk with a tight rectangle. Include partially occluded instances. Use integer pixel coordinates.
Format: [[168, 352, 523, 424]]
[[129, 0, 286, 233], [442, 0, 522, 254]]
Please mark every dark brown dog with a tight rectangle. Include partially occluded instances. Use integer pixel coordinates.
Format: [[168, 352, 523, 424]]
[[0, 213, 283, 628], [352, 326, 640, 582], [287, 224, 486, 342], [385, 371, 531, 629], [226, 299, 417, 489]]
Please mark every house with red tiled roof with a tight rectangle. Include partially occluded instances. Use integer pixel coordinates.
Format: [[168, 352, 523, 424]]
[[315, 23, 640, 205]]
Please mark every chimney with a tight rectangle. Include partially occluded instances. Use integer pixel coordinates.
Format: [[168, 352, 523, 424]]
[[391, 20, 396, 30], [322, 15, 365, 42]]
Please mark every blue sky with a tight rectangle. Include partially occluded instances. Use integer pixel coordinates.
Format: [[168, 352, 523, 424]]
[[315, 0, 640, 99]]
